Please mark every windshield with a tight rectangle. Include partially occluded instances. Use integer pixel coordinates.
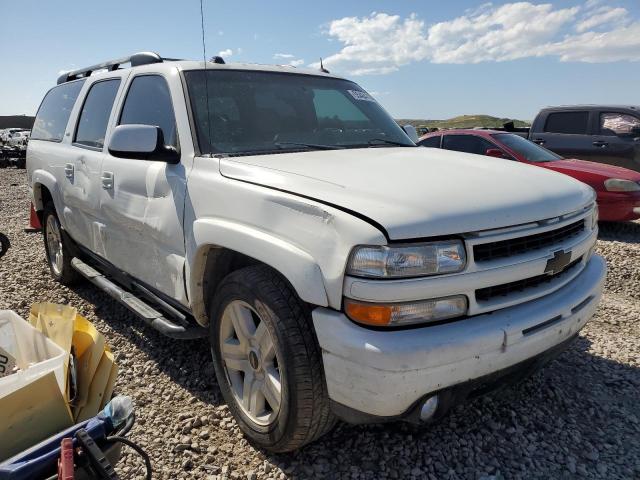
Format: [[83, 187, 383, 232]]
[[184, 70, 414, 155], [492, 133, 561, 162]]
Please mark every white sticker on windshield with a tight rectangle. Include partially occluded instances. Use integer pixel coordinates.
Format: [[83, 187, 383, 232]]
[[348, 90, 376, 102]]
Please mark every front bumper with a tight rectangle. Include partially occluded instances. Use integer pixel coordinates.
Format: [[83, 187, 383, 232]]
[[313, 254, 606, 420], [598, 192, 640, 221]]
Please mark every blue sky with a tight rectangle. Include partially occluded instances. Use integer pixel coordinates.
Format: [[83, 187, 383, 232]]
[[1, 0, 639, 120]]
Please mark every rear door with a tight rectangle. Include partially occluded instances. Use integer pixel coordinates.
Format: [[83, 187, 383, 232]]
[[589, 110, 640, 171], [530, 110, 596, 161], [99, 73, 189, 302], [63, 78, 123, 250]]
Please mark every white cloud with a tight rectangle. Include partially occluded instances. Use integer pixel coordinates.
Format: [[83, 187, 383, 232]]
[[318, 2, 639, 75], [274, 53, 295, 59], [218, 48, 233, 57], [288, 59, 305, 67], [576, 6, 628, 32]]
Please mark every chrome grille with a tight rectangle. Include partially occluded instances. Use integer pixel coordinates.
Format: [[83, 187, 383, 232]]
[[476, 256, 582, 302], [474, 220, 585, 262]]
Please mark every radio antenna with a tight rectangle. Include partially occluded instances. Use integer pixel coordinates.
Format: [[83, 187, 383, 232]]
[[319, 57, 330, 74], [199, 0, 212, 156]]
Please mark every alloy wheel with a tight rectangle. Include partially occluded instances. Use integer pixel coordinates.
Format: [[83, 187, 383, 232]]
[[219, 300, 282, 425]]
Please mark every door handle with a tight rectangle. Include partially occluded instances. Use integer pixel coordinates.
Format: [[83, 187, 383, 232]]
[[533, 138, 546, 145], [64, 163, 74, 179], [592, 141, 608, 148], [101, 171, 114, 190]]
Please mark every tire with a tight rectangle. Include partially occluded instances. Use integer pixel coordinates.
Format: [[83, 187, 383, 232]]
[[209, 265, 336, 452], [42, 202, 81, 285]]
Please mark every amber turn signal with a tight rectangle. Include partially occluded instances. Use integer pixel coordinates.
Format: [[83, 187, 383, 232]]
[[344, 300, 393, 326]]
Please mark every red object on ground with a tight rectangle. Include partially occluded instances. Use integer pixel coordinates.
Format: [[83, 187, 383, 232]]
[[26, 203, 41, 231], [57, 437, 75, 480], [419, 129, 640, 222]]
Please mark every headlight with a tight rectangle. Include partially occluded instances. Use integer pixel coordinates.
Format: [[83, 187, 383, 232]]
[[604, 179, 640, 192], [347, 240, 466, 278], [344, 296, 468, 327]]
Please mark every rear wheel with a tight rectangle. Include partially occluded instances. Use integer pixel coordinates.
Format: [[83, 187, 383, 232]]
[[42, 203, 81, 285], [209, 265, 336, 452]]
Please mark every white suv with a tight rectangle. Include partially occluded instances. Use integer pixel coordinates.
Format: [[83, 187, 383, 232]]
[[27, 52, 606, 452]]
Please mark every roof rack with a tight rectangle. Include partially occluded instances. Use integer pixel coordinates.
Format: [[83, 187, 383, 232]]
[[56, 51, 164, 84]]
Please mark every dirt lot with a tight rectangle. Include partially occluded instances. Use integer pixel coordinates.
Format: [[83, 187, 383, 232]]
[[1, 168, 639, 479]]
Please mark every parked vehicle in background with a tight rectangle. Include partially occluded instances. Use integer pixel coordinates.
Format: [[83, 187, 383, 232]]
[[28, 52, 605, 452], [419, 129, 640, 222], [506, 105, 640, 172], [1, 128, 29, 145], [7, 130, 30, 147]]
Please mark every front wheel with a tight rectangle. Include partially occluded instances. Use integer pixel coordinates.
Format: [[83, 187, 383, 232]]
[[42, 203, 81, 285], [209, 265, 335, 452]]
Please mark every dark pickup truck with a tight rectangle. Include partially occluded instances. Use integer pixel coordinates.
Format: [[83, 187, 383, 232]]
[[498, 105, 640, 172]]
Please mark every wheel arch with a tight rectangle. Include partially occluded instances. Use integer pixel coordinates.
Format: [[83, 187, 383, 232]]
[[188, 218, 329, 326], [31, 169, 59, 218]]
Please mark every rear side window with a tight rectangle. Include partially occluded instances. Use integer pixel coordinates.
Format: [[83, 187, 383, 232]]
[[74, 79, 121, 149], [119, 75, 177, 148], [418, 136, 441, 148], [31, 80, 85, 142], [600, 112, 640, 136], [544, 111, 589, 134], [442, 135, 495, 155]]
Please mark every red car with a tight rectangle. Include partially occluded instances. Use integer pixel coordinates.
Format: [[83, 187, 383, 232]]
[[418, 129, 640, 222]]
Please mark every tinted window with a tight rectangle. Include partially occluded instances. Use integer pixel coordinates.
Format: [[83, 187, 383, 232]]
[[31, 80, 85, 142], [544, 111, 589, 134], [74, 79, 120, 149], [600, 112, 640, 136], [418, 136, 441, 148], [493, 134, 560, 162], [184, 70, 413, 155], [442, 135, 495, 155], [119, 75, 177, 147]]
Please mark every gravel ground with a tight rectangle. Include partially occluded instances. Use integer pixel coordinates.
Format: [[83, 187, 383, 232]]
[[1, 168, 639, 480]]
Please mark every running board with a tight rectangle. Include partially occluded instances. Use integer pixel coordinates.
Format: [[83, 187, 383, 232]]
[[71, 257, 207, 340]]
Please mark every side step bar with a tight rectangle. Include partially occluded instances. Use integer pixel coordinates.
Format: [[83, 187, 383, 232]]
[[71, 257, 207, 340]]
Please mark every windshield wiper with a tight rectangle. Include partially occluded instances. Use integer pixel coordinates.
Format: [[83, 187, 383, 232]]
[[367, 138, 415, 147], [275, 141, 344, 150]]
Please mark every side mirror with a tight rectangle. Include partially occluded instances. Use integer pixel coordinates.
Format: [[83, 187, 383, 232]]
[[108, 125, 179, 163], [485, 148, 507, 159], [402, 124, 419, 143]]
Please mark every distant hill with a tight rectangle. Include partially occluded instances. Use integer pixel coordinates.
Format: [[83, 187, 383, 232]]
[[0, 115, 35, 129], [397, 115, 530, 130]]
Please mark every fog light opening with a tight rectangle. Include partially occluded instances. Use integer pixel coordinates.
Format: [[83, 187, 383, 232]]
[[420, 395, 439, 421]]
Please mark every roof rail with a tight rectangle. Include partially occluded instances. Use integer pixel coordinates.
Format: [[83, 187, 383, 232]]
[[56, 51, 163, 84]]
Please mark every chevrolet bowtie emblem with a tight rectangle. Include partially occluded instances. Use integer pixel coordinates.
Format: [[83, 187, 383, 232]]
[[545, 250, 572, 275]]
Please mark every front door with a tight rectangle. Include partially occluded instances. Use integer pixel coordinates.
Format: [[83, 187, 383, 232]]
[[589, 110, 640, 172], [99, 73, 188, 302]]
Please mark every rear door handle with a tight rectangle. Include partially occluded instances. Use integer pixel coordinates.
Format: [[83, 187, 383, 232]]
[[593, 141, 608, 148], [64, 163, 74, 179], [101, 171, 114, 190], [533, 138, 546, 145]]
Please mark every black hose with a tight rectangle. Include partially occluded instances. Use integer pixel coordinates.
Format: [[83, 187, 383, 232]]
[[104, 436, 152, 480]]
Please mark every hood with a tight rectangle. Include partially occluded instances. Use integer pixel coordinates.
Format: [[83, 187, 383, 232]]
[[541, 158, 640, 181], [220, 148, 595, 240]]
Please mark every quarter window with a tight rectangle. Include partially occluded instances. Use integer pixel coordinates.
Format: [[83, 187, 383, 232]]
[[600, 112, 640, 136], [119, 75, 177, 148], [544, 111, 589, 135], [74, 79, 121, 149], [31, 80, 85, 142], [442, 135, 495, 155]]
